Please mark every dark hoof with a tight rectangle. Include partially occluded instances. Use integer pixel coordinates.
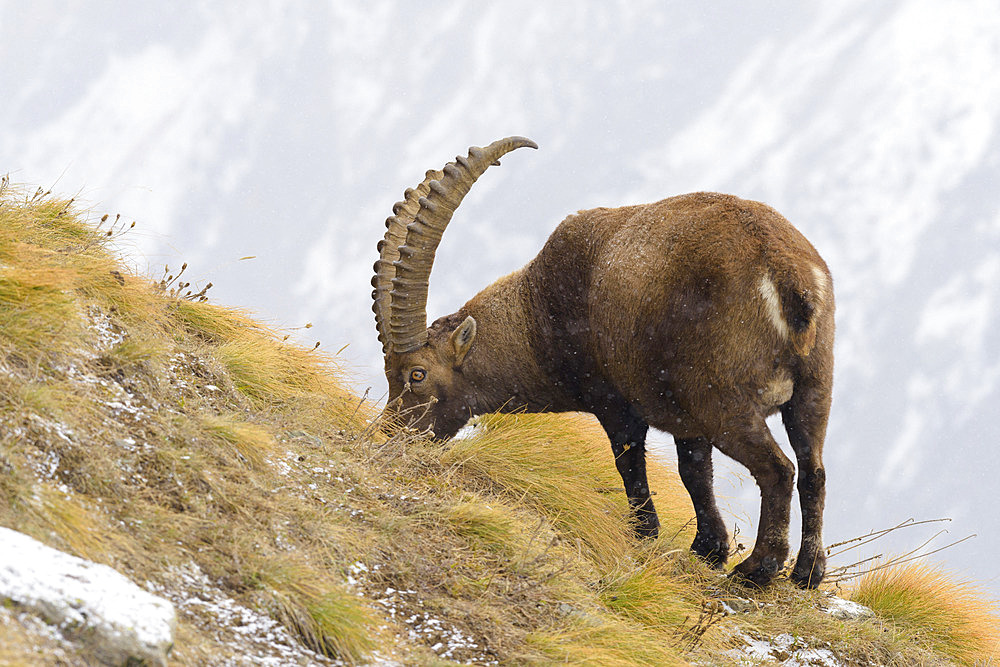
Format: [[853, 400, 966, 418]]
[[691, 533, 729, 568], [790, 552, 826, 589], [729, 555, 782, 589], [630, 498, 660, 539], [634, 511, 660, 539]]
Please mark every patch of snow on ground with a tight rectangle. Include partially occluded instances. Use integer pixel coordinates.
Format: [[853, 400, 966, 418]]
[[86, 304, 126, 351], [154, 561, 338, 666], [726, 631, 843, 666], [376, 587, 493, 665], [0, 527, 175, 666], [57, 357, 154, 425], [350, 560, 496, 665], [452, 422, 482, 440]]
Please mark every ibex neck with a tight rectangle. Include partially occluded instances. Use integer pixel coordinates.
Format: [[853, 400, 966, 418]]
[[461, 268, 574, 414]]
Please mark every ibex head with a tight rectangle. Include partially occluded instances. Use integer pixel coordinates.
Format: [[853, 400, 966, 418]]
[[371, 136, 537, 437]]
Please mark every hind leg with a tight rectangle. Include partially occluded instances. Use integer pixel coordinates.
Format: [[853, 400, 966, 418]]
[[711, 418, 795, 588], [782, 381, 832, 588], [676, 436, 728, 566]]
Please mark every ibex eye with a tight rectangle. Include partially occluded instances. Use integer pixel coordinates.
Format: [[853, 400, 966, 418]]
[[409, 369, 426, 383]]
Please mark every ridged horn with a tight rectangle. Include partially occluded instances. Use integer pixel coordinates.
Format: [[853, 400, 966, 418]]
[[388, 136, 538, 353], [372, 168, 443, 356]]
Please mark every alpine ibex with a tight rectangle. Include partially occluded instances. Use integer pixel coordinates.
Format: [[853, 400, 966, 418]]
[[372, 137, 834, 588]]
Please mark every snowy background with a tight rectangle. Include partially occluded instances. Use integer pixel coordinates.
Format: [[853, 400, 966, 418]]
[[2, 1, 998, 598]]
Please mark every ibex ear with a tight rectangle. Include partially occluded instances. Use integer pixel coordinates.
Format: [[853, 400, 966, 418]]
[[449, 316, 477, 367]]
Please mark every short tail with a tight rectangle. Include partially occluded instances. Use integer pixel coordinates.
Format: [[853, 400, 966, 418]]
[[776, 264, 830, 357]]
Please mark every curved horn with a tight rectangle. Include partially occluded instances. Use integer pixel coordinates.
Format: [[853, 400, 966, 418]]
[[372, 168, 443, 356], [388, 136, 538, 353]]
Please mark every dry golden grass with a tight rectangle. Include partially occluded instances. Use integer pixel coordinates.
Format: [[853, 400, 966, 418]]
[[526, 616, 691, 666], [444, 498, 522, 557], [199, 414, 278, 470], [852, 561, 1000, 664], [0, 185, 993, 665], [442, 412, 694, 570], [22, 484, 123, 562], [0, 605, 94, 667], [443, 413, 636, 565], [0, 189, 377, 663], [253, 554, 376, 659]]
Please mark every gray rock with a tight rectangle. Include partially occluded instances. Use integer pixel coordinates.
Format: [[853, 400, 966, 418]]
[[0, 527, 176, 666], [821, 593, 875, 621], [719, 595, 762, 614]]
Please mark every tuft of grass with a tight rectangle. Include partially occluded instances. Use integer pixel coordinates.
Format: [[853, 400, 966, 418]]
[[171, 299, 255, 344], [851, 560, 1000, 664], [598, 556, 692, 632], [527, 615, 689, 666], [254, 556, 375, 663], [445, 498, 521, 557], [0, 198, 168, 377], [200, 414, 277, 470], [0, 264, 85, 367], [442, 413, 692, 569], [99, 337, 169, 369], [14, 381, 85, 424], [445, 413, 632, 568], [173, 299, 369, 432], [25, 484, 120, 561]]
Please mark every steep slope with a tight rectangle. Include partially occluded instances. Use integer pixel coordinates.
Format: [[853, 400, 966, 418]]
[[1, 192, 996, 663], [0, 188, 699, 664], [4, 2, 1000, 598]]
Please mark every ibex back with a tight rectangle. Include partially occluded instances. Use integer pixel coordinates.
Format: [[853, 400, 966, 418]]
[[372, 137, 834, 588]]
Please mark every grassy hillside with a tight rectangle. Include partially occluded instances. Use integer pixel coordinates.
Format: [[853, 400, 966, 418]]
[[0, 184, 997, 665]]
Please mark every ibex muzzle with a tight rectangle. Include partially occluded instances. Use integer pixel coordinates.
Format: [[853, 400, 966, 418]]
[[372, 137, 834, 589]]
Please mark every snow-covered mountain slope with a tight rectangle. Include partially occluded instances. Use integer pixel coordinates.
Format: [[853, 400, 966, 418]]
[[3, 1, 998, 597]]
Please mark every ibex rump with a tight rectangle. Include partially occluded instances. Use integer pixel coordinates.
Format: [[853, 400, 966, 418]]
[[372, 137, 834, 588]]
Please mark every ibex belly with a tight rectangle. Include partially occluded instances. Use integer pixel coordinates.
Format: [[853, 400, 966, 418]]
[[589, 276, 797, 435]]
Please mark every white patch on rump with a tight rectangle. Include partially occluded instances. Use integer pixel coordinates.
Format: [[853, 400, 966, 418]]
[[811, 264, 829, 302], [758, 275, 789, 339]]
